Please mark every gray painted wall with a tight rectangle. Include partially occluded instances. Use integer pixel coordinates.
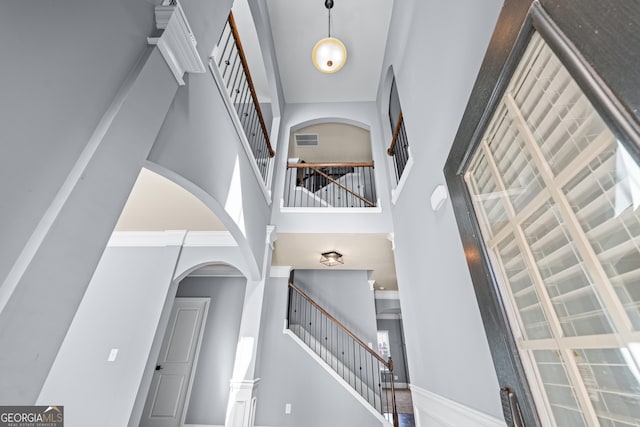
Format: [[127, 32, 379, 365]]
[[0, 0, 155, 286], [254, 275, 383, 427], [292, 269, 378, 345], [376, 319, 409, 385], [177, 276, 247, 425], [0, 14, 179, 402], [148, 0, 270, 280], [374, 298, 401, 316], [37, 245, 182, 426], [377, 0, 504, 418], [1, 0, 277, 402]]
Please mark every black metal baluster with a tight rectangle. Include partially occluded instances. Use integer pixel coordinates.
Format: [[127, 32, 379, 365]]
[[218, 26, 233, 72]]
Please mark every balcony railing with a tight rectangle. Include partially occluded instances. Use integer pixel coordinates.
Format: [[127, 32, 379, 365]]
[[284, 162, 377, 208], [212, 12, 274, 182], [387, 112, 409, 183], [287, 280, 399, 426]]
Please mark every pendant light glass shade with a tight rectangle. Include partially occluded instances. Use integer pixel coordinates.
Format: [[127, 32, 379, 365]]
[[312, 37, 347, 74], [320, 251, 344, 267]]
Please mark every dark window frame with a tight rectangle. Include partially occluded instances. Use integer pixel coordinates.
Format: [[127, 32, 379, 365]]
[[388, 77, 401, 132], [444, 0, 640, 424]]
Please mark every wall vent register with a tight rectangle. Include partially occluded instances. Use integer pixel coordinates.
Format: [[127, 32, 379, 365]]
[[295, 133, 319, 147], [465, 32, 640, 427]]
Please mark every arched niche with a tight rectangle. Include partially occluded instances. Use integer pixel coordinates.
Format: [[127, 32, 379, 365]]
[[288, 121, 373, 163]]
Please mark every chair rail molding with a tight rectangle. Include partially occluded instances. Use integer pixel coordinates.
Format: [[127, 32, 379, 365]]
[[147, 1, 205, 85]]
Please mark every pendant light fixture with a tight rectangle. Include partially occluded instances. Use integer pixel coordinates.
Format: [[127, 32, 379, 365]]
[[312, 0, 347, 74]]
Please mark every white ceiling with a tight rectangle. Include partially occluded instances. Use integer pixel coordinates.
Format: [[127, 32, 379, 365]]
[[272, 233, 397, 290], [264, 0, 393, 103], [115, 168, 226, 232]]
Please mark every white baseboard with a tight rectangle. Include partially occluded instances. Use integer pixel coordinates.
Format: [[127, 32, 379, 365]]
[[410, 385, 505, 427]]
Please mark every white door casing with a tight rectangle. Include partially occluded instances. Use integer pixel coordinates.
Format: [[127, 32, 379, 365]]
[[141, 297, 209, 427]]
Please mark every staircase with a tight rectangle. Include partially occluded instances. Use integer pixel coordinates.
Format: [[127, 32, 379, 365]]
[[283, 161, 377, 208], [286, 280, 399, 427]]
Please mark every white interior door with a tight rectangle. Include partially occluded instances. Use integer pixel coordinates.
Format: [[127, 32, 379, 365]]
[[140, 298, 209, 427]]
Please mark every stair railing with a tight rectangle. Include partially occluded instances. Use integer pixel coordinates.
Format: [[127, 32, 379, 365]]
[[287, 281, 399, 427], [212, 12, 274, 182], [387, 112, 409, 184], [284, 162, 377, 208]]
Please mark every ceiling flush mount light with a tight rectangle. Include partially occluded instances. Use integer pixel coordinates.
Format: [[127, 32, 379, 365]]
[[320, 250, 344, 267], [312, 0, 347, 74]]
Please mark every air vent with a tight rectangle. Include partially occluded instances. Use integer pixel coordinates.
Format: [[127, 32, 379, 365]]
[[295, 134, 319, 147]]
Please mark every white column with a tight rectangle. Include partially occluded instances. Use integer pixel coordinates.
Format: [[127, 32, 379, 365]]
[[225, 226, 276, 427]]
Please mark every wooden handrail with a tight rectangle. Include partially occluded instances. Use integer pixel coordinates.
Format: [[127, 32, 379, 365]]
[[287, 161, 374, 169], [289, 279, 399, 426], [387, 112, 404, 156], [288, 281, 390, 366], [228, 12, 275, 158], [308, 166, 376, 207]]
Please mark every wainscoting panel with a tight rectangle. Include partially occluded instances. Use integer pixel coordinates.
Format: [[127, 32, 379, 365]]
[[410, 385, 505, 427]]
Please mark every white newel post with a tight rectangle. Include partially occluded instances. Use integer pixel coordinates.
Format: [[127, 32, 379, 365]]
[[227, 379, 260, 427], [225, 226, 276, 427]]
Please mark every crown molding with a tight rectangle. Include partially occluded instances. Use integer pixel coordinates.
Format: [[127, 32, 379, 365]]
[[183, 231, 237, 247], [108, 230, 187, 247], [107, 231, 237, 248], [148, 1, 205, 85], [270, 266, 291, 278]]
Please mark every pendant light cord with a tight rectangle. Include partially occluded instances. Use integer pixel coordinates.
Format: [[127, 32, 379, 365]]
[[325, 0, 333, 38]]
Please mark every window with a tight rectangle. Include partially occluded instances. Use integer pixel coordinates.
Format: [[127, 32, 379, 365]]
[[377, 330, 391, 360], [445, 1, 640, 425], [466, 32, 640, 426], [387, 76, 412, 200]]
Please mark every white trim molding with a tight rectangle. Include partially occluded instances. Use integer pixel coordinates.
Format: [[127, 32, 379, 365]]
[[387, 233, 395, 251], [189, 265, 244, 277], [279, 204, 383, 214], [391, 149, 414, 205], [410, 384, 505, 427], [207, 60, 273, 204], [107, 230, 187, 247], [225, 379, 260, 427], [148, 1, 205, 85], [183, 231, 237, 247], [266, 225, 277, 250], [270, 266, 292, 278], [107, 231, 238, 248]]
